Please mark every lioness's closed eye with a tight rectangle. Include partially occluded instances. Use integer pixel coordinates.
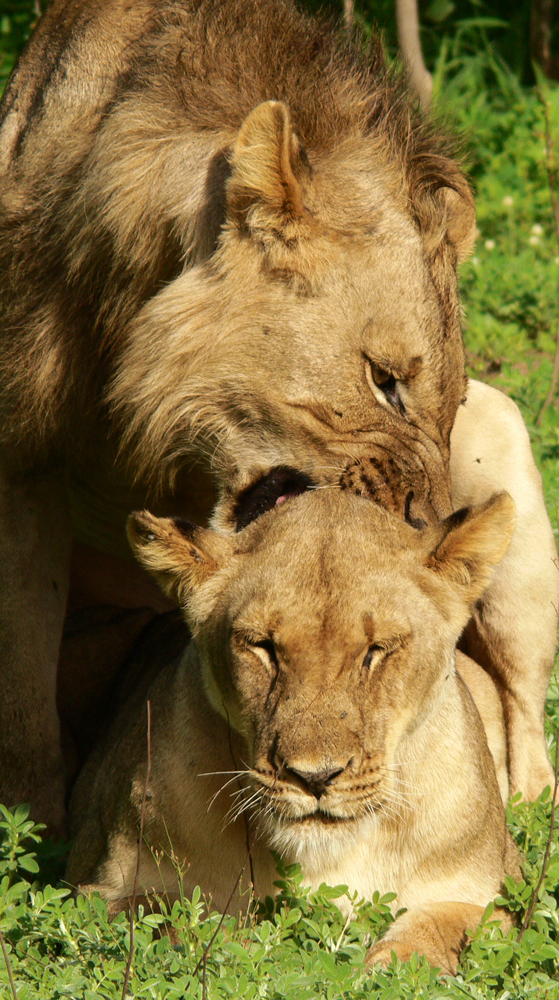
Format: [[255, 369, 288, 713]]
[[67, 489, 520, 975]]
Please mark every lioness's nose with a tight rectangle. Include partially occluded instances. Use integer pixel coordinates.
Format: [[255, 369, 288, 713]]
[[284, 764, 345, 799]]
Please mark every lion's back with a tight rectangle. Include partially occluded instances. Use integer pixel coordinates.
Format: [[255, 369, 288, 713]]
[[0, 0, 155, 174]]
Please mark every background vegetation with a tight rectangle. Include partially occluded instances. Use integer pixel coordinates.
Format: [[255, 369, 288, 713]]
[[1, 0, 559, 996]]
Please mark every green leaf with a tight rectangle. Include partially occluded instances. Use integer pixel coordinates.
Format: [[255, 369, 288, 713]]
[[17, 854, 39, 873], [222, 941, 253, 965], [425, 0, 455, 23]]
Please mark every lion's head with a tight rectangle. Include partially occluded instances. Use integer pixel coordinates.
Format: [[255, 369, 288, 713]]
[[109, 95, 473, 498], [1, 0, 474, 528], [127, 487, 514, 863]]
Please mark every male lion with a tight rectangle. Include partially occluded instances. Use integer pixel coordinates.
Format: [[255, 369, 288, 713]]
[[67, 489, 521, 975], [0, 0, 557, 833]]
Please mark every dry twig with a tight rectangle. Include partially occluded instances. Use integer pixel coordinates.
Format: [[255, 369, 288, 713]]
[[193, 688, 323, 985], [343, 0, 354, 32], [395, 0, 433, 109], [536, 84, 559, 426], [0, 927, 18, 1000], [531, 0, 555, 79], [518, 730, 559, 938], [224, 706, 255, 889], [121, 699, 152, 999], [193, 770, 273, 985]]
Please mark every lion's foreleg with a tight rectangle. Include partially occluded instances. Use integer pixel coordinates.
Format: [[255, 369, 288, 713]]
[[0, 463, 71, 835], [449, 379, 558, 800]]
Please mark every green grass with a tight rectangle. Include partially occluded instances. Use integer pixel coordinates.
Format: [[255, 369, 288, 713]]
[[2, 5, 559, 999], [440, 58, 559, 531]]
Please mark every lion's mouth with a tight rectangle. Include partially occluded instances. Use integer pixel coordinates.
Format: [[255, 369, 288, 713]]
[[234, 466, 316, 531]]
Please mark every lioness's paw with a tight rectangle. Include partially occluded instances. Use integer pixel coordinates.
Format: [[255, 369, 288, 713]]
[[510, 751, 555, 802], [366, 938, 456, 976]]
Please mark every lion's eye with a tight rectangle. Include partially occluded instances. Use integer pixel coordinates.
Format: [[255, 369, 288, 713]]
[[367, 361, 404, 413], [362, 644, 386, 671], [247, 638, 278, 670]]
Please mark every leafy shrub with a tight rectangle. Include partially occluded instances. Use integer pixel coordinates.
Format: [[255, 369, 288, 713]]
[[1, 793, 559, 998], [0, 2, 38, 93]]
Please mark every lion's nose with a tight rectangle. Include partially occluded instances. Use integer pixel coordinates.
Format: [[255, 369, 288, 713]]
[[284, 764, 345, 799]]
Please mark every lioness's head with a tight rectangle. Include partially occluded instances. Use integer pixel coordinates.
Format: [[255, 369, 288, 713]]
[[127, 489, 514, 855]]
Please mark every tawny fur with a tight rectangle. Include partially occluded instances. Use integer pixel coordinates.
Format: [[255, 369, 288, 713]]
[[67, 489, 521, 975], [450, 381, 559, 800], [0, 0, 556, 833]]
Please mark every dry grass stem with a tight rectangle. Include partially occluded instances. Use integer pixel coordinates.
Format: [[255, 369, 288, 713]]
[[395, 0, 433, 109], [537, 86, 559, 426], [193, 685, 326, 983], [121, 699, 152, 999], [0, 927, 18, 1000], [518, 729, 559, 938]]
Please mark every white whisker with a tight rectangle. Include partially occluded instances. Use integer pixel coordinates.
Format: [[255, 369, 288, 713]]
[[386, 753, 428, 767], [199, 769, 249, 778], [385, 773, 417, 789], [205, 771, 251, 813], [222, 788, 265, 830]]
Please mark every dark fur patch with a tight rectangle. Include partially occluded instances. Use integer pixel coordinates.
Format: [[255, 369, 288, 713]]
[[404, 491, 427, 530], [442, 506, 471, 530], [172, 517, 197, 538]]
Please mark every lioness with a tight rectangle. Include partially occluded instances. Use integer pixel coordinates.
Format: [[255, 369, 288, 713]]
[[67, 489, 521, 975], [0, 0, 557, 832]]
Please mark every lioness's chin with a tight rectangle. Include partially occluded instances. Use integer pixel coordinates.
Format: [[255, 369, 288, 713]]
[[264, 809, 373, 862]]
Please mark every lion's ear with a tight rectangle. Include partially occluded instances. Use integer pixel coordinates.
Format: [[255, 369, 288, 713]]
[[226, 100, 309, 231], [425, 492, 516, 603], [438, 184, 476, 263], [127, 511, 231, 605]]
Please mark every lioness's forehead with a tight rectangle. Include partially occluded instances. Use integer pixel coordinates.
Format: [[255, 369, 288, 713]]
[[233, 490, 423, 585], [237, 489, 413, 544], [220, 491, 433, 643]]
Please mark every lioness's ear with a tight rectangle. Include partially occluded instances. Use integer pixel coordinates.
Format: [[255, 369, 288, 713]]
[[438, 184, 476, 263], [127, 511, 230, 605], [425, 492, 516, 602], [226, 100, 309, 230]]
